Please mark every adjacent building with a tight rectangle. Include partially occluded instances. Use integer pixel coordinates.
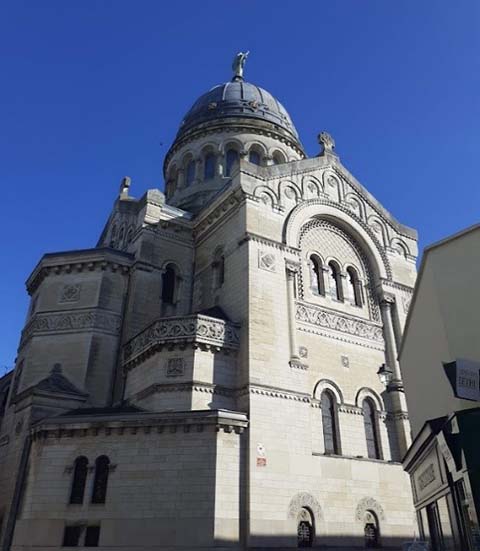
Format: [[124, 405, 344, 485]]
[[0, 56, 418, 550], [400, 224, 480, 550]]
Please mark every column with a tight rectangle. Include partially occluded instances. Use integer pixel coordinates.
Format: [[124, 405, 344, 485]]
[[379, 293, 402, 385], [379, 291, 410, 458], [285, 261, 301, 365]]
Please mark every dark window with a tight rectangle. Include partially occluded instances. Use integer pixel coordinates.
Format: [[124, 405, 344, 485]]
[[249, 150, 261, 165], [347, 267, 363, 307], [85, 526, 100, 547], [186, 160, 195, 186], [273, 152, 286, 165], [161, 265, 176, 304], [321, 391, 340, 454], [328, 261, 343, 301], [69, 456, 88, 504], [213, 250, 225, 289], [310, 256, 325, 296], [91, 455, 110, 504], [204, 154, 215, 180], [63, 525, 82, 547], [225, 149, 238, 176], [363, 399, 381, 459]]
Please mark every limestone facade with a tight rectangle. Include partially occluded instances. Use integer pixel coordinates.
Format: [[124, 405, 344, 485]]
[[0, 64, 418, 550]]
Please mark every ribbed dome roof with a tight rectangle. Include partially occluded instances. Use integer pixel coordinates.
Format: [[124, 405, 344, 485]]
[[177, 79, 299, 140]]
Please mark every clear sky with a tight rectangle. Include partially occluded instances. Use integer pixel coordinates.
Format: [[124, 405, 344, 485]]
[[1, 1, 479, 371]]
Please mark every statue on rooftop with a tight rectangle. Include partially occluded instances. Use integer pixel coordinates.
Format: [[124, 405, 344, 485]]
[[232, 51, 249, 80]]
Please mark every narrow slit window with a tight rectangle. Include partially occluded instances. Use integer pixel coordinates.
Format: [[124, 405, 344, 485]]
[[328, 261, 343, 301], [91, 455, 110, 504], [321, 391, 340, 454], [347, 267, 363, 307], [225, 149, 238, 176], [161, 265, 176, 305], [186, 160, 195, 186], [204, 154, 215, 180], [69, 456, 88, 505], [363, 399, 381, 459], [309, 256, 325, 296], [249, 150, 261, 165]]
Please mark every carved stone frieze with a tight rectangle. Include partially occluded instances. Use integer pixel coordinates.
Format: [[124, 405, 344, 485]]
[[296, 302, 383, 343], [20, 309, 122, 347], [123, 314, 240, 367]]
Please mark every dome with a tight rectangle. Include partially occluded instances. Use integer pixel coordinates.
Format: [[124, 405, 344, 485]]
[[177, 79, 300, 141]]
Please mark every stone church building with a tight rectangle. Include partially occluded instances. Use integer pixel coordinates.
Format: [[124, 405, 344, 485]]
[[0, 56, 418, 550]]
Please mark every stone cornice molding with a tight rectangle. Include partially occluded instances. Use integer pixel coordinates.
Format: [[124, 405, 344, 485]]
[[31, 409, 249, 440], [20, 308, 122, 349], [123, 314, 241, 369], [27, 249, 133, 294], [136, 381, 235, 401], [238, 232, 300, 255], [296, 301, 384, 347]]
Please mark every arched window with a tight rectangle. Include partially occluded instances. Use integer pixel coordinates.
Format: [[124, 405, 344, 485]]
[[249, 150, 261, 165], [272, 151, 286, 165], [225, 149, 239, 177], [321, 391, 340, 455], [363, 399, 382, 460], [328, 261, 343, 301], [347, 267, 363, 307], [213, 249, 225, 289], [69, 456, 88, 504], [91, 455, 110, 504], [161, 265, 177, 305], [186, 160, 195, 186], [204, 153, 215, 180], [309, 256, 325, 296]]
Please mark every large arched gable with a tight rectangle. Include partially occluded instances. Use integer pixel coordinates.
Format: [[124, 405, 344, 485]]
[[283, 200, 391, 281]]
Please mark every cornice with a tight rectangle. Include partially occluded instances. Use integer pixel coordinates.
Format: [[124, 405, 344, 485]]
[[31, 409, 249, 439], [27, 249, 133, 294]]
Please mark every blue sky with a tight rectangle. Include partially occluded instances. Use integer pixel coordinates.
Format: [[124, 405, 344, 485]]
[[1, 1, 479, 370]]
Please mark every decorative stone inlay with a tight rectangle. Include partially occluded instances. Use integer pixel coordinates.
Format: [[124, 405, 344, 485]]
[[166, 358, 185, 377], [288, 492, 323, 520], [355, 497, 385, 521], [296, 302, 383, 343], [299, 346, 308, 358], [20, 309, 122, 347], [402, 295, 412, 314], [59, 283, 81, 303], [341, 355, 350, 368], [258, 251, 276, 272], [124, 314, 240, 366]]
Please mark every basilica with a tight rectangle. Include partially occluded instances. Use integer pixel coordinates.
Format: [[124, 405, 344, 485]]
[[0, 54, 418, 550]]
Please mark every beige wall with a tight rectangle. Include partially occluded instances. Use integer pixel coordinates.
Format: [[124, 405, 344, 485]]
[[400, 227, 480, 437]]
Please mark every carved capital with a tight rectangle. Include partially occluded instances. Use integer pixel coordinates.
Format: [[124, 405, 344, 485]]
[[285, 260, 301, 277]]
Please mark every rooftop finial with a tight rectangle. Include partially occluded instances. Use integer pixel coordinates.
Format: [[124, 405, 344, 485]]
[[232, 51, 249, 81]]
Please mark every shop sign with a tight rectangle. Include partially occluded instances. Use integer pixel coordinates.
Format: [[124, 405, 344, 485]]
[[443, 359, 480, 402], [256, 443, 266, 467]]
